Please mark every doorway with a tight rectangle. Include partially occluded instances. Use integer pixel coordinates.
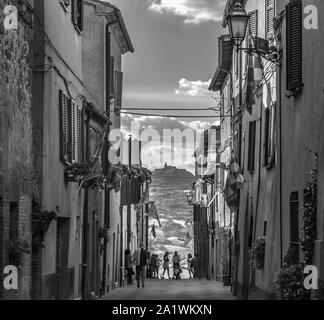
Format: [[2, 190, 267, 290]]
[[56, 217, 71, 300]]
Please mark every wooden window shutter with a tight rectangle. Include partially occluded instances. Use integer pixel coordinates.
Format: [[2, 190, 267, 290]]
[[264, 107, 270, 166], [286, 0, 303, 92], [77, 106, 83, 163], [248, 121, 256, 173], [115, 71, 123, 109], [269, 103, 276, 165], [266, 0, 275, 37], [110, 57, 115, 97], [264, 103, 276, 168], [72, 0, 83, 31], [59, 90, 69, 163], [70, 100, 77, 163], [248, 10, 258, 38]]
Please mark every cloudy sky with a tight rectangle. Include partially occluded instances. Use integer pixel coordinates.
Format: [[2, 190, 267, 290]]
[[110, 0, 227, 172]]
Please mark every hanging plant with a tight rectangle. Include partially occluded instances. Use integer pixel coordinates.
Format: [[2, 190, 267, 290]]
[[98, 226, 109, 241], [32, 200, 58, 250], [9, 239, 31, 266], [301, 150, 318, 265], [249, 237, 266, 270]]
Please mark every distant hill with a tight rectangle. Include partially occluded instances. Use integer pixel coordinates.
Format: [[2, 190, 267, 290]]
[[149, 165, 195, 277]]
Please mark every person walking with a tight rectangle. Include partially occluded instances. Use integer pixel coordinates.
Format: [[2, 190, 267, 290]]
[[172, 252, 181, 279], [134, 243, 147, 288], [155, 255, 161, 279], [187, 253, 194, 279], [125, 249, 134, 285], [151, 254, 157, 279], [162, 252, 170, 279]]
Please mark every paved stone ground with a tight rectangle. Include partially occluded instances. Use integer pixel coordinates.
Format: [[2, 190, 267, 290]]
[[103, 279, 235, 300]]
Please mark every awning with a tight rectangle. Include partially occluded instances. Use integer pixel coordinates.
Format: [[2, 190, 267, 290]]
[[209, 35, 233, 92]]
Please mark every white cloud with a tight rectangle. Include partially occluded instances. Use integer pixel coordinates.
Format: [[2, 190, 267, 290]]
[[148, 0, 227, 24], [175, 78, 211, 97], [121, 114, 217, 173]]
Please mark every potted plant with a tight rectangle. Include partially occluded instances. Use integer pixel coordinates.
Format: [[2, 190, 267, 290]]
[[274, 263, 310, 300]]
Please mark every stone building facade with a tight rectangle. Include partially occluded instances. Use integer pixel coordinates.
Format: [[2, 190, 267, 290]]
[[210, 0, 324, 300], [0, 0, 34, 300]]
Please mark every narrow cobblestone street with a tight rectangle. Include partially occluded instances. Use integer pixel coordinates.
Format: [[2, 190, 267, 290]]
[[103, 279, 235, 300]]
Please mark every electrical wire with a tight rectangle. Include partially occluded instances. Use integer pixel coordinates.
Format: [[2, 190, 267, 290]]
[[120, 107, 216, 111], [117, 111, 230, 118]]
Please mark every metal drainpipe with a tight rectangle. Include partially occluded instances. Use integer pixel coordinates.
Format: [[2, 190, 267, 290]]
[[278, 54, 283, 269], [82, 106, 92, 299], [127, 136, 132, 249], [101, 23, 112, 296]]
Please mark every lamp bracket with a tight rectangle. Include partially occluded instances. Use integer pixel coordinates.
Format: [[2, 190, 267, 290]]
[[236, 47, 281, 63]]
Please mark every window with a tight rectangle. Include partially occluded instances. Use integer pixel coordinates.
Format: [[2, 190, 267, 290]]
[[265, 0, 275, 38], [248, 10, 258, 38], [263, 221, 267, 237], [59, 90, 69, 163], [115, 71, 123, 110], [71, 0, 83, 32], [264, 103, 276, 168], [286, 0, 303, 93], [289, 192, 299, 264], [248, 121, 256, 174], [59, 90, 83, 164]]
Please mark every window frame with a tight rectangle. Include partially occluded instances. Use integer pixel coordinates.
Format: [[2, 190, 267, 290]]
[[59, 90, 83, 165]]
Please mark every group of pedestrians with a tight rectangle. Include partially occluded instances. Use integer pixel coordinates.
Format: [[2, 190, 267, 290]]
[[151, 252, 198, 280], [125, 245, 201, 289], [125, 243, 147, 288]]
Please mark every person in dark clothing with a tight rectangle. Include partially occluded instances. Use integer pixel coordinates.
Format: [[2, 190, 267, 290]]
[[125, 249, 134, 285], [162, 251, 170, 279], [151, 254, 157, 278], [134, 243, 147, 288], [193, 254, 200, 279]]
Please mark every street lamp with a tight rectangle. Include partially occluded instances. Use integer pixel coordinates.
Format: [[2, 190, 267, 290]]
[[227, 2, 249, 48], [226, 1, 280, 63]]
